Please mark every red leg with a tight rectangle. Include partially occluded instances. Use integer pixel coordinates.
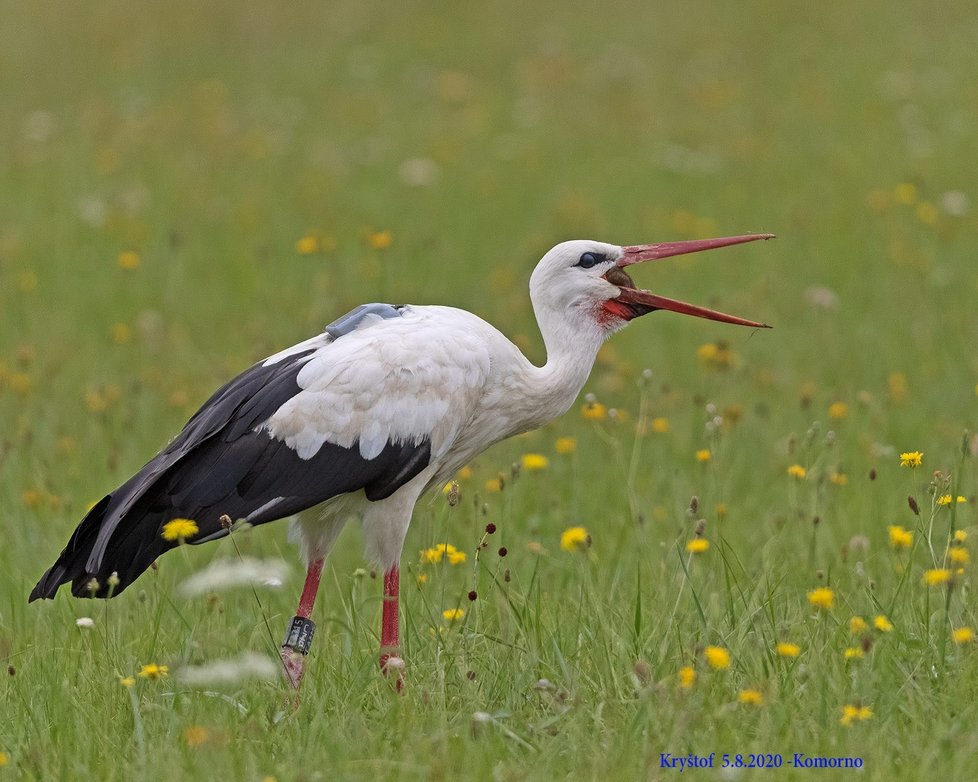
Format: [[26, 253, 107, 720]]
[[281, 557, 324, 689], [379, 566, 404, 688]]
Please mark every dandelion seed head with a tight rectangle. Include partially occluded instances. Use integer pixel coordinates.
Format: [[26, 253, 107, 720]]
[[178, 557, 290, 597]]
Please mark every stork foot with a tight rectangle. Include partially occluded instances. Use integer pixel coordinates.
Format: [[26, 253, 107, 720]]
[[281, 646, 306, 690], [380, 651, 405, 692]]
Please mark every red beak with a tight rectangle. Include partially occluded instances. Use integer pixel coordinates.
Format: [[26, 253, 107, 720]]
[[611, 233, 774, 328]]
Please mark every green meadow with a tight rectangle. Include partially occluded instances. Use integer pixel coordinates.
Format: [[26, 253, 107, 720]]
[[3, 1, 978, 779]]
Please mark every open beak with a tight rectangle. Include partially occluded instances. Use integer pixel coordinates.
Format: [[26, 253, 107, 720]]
[[607, 233, 774, 328]]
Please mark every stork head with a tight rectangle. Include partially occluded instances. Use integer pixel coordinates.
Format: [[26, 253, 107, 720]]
[[529, 234, 773, 334]]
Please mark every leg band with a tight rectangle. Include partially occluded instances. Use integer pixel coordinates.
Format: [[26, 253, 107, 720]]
[[282, 616, 316, 655]]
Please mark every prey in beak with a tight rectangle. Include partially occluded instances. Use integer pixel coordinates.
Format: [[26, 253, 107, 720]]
[[602, 233, 774, 328]]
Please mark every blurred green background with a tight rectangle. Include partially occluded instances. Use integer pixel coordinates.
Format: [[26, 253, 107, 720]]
[[2, 1, 978, 779]]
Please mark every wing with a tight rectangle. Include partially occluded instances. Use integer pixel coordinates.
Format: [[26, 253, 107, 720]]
[[30, 304, 492, 600]]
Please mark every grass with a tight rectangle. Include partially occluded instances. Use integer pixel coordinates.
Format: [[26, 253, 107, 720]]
[[2, 0, 978, 779]]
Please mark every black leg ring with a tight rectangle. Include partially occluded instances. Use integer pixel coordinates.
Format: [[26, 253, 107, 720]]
[[282, 616, 316, 655]]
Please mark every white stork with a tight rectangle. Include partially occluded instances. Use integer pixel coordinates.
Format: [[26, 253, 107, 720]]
[[31, 233, 772, 688]]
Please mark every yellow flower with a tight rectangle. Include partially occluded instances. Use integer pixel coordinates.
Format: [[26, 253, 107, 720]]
[[651, 417, 670, 433], [738, 688, 764, 706], [456, 465, 473, 481], [952, 627, 974, 645], [686, 538, 710, 554], [367, 230, 392, 250], [555, 436, 577, 454], [421, 543, 466, 565], [840, 704, 873, 726], [873, 615, 893, 633], [442, 608, 464, 623], [844, 647, 864, 660], [521, 453, 549, 471], [849, 616, 868, 634], [677, 665, 696, 689], [916, 201, 939, 225], [295, 235, 320, 255], [560, 526, 590, 552], [899, 451, 923, 468], [894, 182, 918, 204], [0, 750, 8, 767], [704, 646, 730, 670], [807, 587, 834, 611], [416, 573, 428, 586], [938, 494, 967, 506], [696, 343, 719, 362], [581, 401, 607, 421], [183, 726, 210, 747], [118, 250, 140, 270], [695, 449, 712, 463], [776, 642, 801, 658], [954, 530, 968, 543], [923, 569, 952, 586], [948, 547, 969, 566], [484, 477, 503, 493], [137, 663, 169, 680], [828, 402, 849, 420], [787, 464, 807, 479], [830, 472, 849, 486], [119, 676, 136, 688], [888, 525, 913, 549], [161, 518, 199, 542]]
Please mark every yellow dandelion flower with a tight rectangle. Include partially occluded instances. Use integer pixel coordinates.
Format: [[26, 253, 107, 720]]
[[447, 549, 466, 565], [183, 726, 210, 747], [686, 538, 710, 554], [916, 201, 939, 225], [521, 453, 549, 471], [738, 688, 764, 706], [888, 525, 913, 549], [787, 464, 807, 479], [560, 526, 590, 552], [704, 645, 730, 670], [442, 608, 464, 623], [948, 547, 969, 566], [830, 472, 849, 486], [696, 343, 719, 362], [894, 182, 918, 204], [923, 568, 952, 586], [119, 676, 136, 688], [137, 663, 169, 680], [118, 250, 140, 270], [416, 573, 428, 586], [695, 449, 712, 463], [849, 616, 868, 634], [899, 451, 923, 468], [110, 322, 133, 345], [367, 230, 392, 250], [827, 402, 849, 420], [874, 615, 893, 633], [651, 417, 670, 433], [840, 704, 873, 726], [484, 477, 503, 493], [456, 465, 473, 481], [844, 647, 864, 660], [161, 518, 199, 542], [954, 530, 968, 543], [938, 494, 967, 506], [22, 489, 44, 509], [295, 235, 320, 255], [952, 627, 974, 645], [677, 665, 696, 689], [807, 587, 835, 611], [776, 642, 801, 658], [581, 401, 607, 421], [555, 436, 577, 454]]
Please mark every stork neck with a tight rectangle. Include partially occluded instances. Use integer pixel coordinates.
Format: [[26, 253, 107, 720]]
[[528, 305, 608, 419]]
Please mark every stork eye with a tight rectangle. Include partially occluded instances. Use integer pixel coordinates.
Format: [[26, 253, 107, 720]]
[[577, 252, 605, 269]]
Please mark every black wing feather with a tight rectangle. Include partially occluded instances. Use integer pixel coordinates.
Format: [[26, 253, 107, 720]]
[[30, 334, 432, 601]]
